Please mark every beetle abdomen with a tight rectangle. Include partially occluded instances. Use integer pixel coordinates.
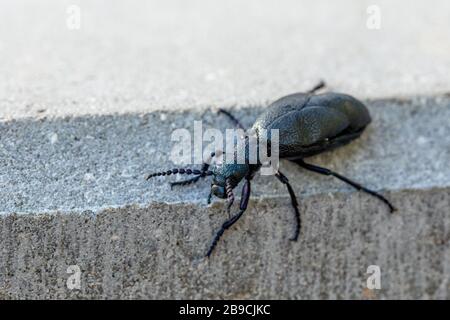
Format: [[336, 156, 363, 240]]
[[307, 93, 371, 132], [251, 92, 371, 158]]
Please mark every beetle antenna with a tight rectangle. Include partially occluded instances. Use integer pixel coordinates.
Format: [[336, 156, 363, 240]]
[[225, 178, 235, 212], [146, 168, 213, 180]]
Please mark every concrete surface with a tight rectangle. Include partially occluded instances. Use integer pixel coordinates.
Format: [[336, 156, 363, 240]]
[[0, 96, 449, 299], [1, 0, 450, 299], [0, 96, 449, 214], [1, 0, 450, 119], [0, 187, 448, 300]]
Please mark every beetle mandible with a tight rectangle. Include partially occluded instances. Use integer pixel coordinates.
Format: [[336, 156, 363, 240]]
[[146, 81, 396, 257]]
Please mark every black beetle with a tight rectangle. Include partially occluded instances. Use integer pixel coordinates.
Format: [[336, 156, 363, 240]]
[[147, 81, 395, 257]]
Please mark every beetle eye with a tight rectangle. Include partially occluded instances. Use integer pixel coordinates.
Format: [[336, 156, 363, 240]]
[[211, 185, 226, 199]]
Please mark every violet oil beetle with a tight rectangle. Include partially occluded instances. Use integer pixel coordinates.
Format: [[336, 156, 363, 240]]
[[146, 81, 395, 257]]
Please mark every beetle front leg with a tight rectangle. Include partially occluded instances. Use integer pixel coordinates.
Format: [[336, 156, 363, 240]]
[[206, 190, 213, 205], [206, 178, 251, 257], [275, 171, 301, 241], [170, 175, 202, 189], [170, 152, 217, 189]]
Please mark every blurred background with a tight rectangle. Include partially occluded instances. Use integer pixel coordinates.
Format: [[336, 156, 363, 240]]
[[1, 0, 449, 119]]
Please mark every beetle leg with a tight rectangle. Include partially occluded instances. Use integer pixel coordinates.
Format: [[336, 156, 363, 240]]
[[217, 108, 246, 130], [169, 152, 218, 189], [206, 178, 251, 257], [275, 171, 301, 241], [207, 190, 212, 205], [307, 80, 326, 94], [170, 175, 202, 189], [295, 159, 396, 212]]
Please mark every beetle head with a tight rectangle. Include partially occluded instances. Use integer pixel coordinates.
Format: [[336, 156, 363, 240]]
[[145, 152, 250, 209], [210, 162, 249, 199]]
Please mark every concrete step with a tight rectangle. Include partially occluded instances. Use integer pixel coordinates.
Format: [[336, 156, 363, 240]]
[[1, 95, 449, 299]]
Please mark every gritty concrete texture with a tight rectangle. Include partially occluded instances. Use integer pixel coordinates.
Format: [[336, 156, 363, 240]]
[[0, 96, 450, 299], [0, 188, 449, 299], [1, 0, 450, 119], [0, 96, 449, 214], [1, 0, 450, 300]]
